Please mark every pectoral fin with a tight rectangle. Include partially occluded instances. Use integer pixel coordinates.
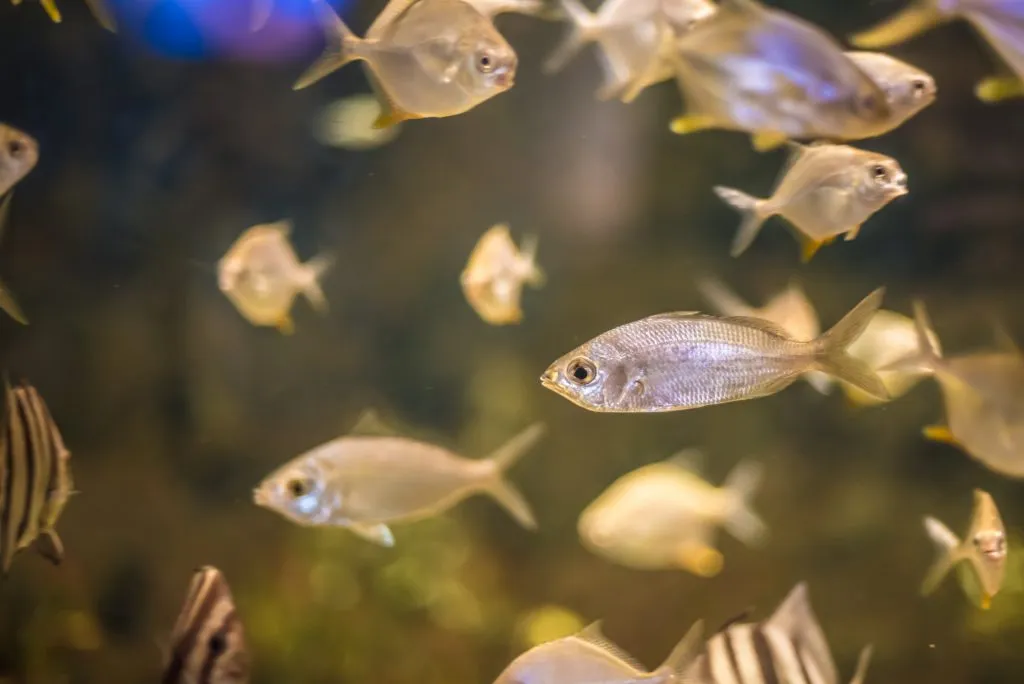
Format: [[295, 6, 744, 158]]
[[676, 544, 723, 577], [844, 224, 862, 241], [275, 313, 295, 335], [923, 424, 958, 445], [975, 76, 1024, 103], [348, 522, 395, 547], [35, 530, 64, 565], [669, 114, 716, 136]]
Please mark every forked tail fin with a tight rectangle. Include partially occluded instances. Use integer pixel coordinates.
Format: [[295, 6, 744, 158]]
[[543, 0, 600, 74], [812, 288, 888, 401], [713, 186, 772, 257], [294, 0, 363, 90], [480, 423, 546, 529]]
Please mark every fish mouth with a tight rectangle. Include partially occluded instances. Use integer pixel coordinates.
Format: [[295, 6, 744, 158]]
[[539, 367, 559, 389], [252, 486, 269, 507]]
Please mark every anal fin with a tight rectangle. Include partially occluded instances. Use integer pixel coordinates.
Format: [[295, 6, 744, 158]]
[[669, 114, 716, 136], [35, 530, 64, 565], [750, 131, 788, 153], [275, 313, 295, 335], [348, 522, 395, 547], [923, 424, 958, 445], [799, 234, 836, 263]]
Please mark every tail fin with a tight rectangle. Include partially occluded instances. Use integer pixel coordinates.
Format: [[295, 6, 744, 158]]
[[921, 516, 961, 596], [811, 288, 888, 401], [480, 423, 546, 530], [299, 253, 335, 313], [849, 645, 874, 684], [294, 0, 362, 90], [721, 460, 768, 547], [850, 0, 947, 49], [879, 300, 942, 375], [519, 234, 546, 287], [654, 620, 704, 678], [0, 278, 27, 325], [713, 186, 772, 257], [542, 0, 600, 74], [696, 276, 755, 318]]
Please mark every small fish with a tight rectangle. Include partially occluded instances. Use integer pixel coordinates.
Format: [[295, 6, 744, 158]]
[[9, 0, 116, 30], [460, 224, 545, 325], [883, 301, 1024, 478], [714, 142, 908, 261], [697, 277, 830, 394], [162, 566, 250, 684], [313, 93, 403, 150], [253, 414, 544, 547], [922, 489, 1007, 610], [0, 124, 38, 199], [684, 583, 873, 684], [217, 221, 333, 335], [294, 0, 517, 128], [840, 309, 940, 407], [493, 619, 702, 684], [845, 51, 937, 132], [0, 378, 73, 574], [541, 288, 888, 413], [851, 0, 1024, 103], [578, 450, 766, 576], [666, 0, 891, 150]]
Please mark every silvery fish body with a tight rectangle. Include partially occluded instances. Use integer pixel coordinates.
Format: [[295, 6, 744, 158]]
[[669, 0, 891, 143], [845, 51, 937, 132], [253, 422, 544, 547], [541, 289, 887, 413]]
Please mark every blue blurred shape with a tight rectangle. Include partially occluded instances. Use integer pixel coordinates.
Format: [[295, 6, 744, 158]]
[[138, 0, 208, 58]]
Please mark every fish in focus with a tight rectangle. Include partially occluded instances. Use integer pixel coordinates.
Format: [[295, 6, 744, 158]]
[[9, 0, 116, 30], [840, 309, 940, 407], [492, 618, 702, 684], [921, 489, 1006, 610], [697, 277, 830, 394], [253, 414, 544, 547], [217, 221, 333, 335], [162, 566, 250, 684], [666, 0, 892, 150], [460, 223, 545, 325], [883, 301, 1024, 478], [294, 0, 517, 128], [683, 583, 873, 684], [578, 450, 767, 576], [845, 51, 937, 131], [0, 378, 73, 574], [714, 142, 908, 261], [541, 288, 888, 413], [313, 93, 403, 150], [851, 0, 1024, 103]]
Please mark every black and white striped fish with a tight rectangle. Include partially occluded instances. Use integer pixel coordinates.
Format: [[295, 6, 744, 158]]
[[0, 377, 72, 574], [683, 583, 873, 684], [162, 566, 250, 684]]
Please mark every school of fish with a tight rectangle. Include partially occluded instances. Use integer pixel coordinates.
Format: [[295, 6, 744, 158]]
[[2, 0, 1023, 680]]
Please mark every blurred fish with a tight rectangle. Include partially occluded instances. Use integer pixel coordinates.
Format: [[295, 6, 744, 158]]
[[845, 51, 936, 131], [683, 583, 873, 684], [667, 0, 891, 150], [714, 142, 908, 261], [541, 288, 888, 413], [0, 378, 73, 574], [697, 277, 830, 394], [578, 450, 766, 575], [468, 0, 552, 17], [851, 0, 1024, 102], [493, 618, 702, 684], [0, 195, 28, 325], [9, 0, 115, 30], [840, 309, 940, 407], [162, 566, 250, 684], [883, 301, 1024, 478], [0, 124, 38, 198], [253, 415, 544, 546], [294, 0, 517, 128], [922, 489, 1006, 610], [313, 93, 403, 150], [217, 221, 333, 335], [460, 223, 545, 326]]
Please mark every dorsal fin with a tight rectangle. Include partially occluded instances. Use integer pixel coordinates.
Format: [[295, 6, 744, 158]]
[[764, 583, 838, 684], [715, 606, 755, 634], [367, 0, 421, 37], [266, 219, 293, 237], [722, 316, 791, 338], [664, 448, 705, 474], [642, 311, 702, 321], [574, 621, 646, 671], [348, 409, 401, 437]]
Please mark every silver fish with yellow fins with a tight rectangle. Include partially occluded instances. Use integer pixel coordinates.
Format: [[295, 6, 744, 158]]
[[844, 51, 937, 130], [714, 142, 908, 262], [217, 220, 333, 335], [161, 566, 250, 684], [666, 0, 892, 151], [922, 489, 1006, 610], [492, 618, 703, 684], [578, 450, 766, 576], [541, 288, 888, 413], [460, 223, 545, 325], [253, 412, 544, 547], [0, 377, 73, 574], [883, 301, 1024, 478], [294, 0, 517, 128], [851, 0, 1024, 102], [684, 583, 873, 684]]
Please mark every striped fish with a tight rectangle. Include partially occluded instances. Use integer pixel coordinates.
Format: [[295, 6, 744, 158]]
[[0, 377, 72, 574], [162, 566, 250, 684], [683, 583, 873, 684]]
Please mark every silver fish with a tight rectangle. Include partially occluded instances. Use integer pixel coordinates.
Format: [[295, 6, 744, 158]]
[[851, 0, 1024, 103], [541, 288, 888, 413], [217, 221, 333, 335], [845, 51, 936, 132], [0, 378, 72, 574], [714, 142, 908, 261], [492, 619, 702, 684], [162, 566, 250, 684], [460, 223, 545, 325], [253, 416, 544, 547], [922, 489, 1006, 610], [294, 0, 517, 128], [684, 583, 872, 684], [667, 0, 891, 150]]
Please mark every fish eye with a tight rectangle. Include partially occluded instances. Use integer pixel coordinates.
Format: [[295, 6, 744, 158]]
[[566, 357, 597, 385], [208, 632, 227, 656], [287, 478, 311, 498], [870, 164, 889, 182], [910, 79, 929, 96], [6, 139, 23, 158], [476, 51, 496, 74]]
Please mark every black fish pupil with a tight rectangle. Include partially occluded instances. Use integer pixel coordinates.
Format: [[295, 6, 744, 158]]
[[289, 480, 306, 497], [7, 141, 22, 157], [208, 633, 226, 656], [573, 366, 588, 381]]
